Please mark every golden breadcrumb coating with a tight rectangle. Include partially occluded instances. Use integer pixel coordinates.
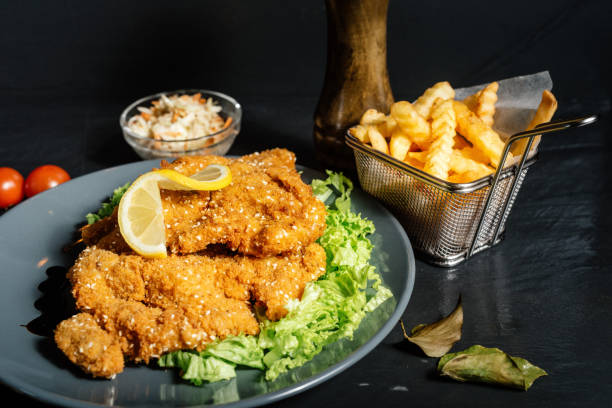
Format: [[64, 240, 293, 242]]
[[55, 243, 326, 378], [55, 313, 124, 378], [59, 149, 329, 379], [82, 149, 327, 257]]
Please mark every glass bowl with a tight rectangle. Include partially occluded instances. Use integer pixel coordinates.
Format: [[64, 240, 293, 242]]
[[120, 89, 242, 159]]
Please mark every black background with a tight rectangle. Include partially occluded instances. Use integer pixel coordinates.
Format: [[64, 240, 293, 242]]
[[1, 1, 611, 407]]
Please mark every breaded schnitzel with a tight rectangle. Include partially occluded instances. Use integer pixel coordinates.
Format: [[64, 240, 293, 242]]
[[55, 243, 326, 378], [56, 149, 329, 379], [82, 149, 327, 257]]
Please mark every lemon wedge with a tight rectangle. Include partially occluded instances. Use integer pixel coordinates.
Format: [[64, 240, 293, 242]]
[[117, 164, 231, 258]]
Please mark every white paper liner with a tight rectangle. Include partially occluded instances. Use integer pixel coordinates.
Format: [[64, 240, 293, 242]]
[[453, 71, 553, 165]]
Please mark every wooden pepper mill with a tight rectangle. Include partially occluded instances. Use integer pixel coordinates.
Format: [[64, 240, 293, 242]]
[[314, 0, 394, 169]]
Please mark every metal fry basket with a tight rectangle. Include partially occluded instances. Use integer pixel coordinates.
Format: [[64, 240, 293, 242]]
[[346, 116, 597, 267]]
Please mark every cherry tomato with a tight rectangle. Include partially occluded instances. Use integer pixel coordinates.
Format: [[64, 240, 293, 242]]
[[0, 167, 24, 208], [24, 165, 71, 198]]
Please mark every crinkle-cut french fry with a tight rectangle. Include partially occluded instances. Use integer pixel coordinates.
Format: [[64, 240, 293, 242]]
[[463, 93, 478, 113], [424, 99, 455, 180], [413, 82, 455, 119], [453, 101, 509, 168], [360, 109, 386, 126], [526, 90, 557, 131], [448, 172, 469, 183], [475, 82, 498, 126], [453, 134, 471, 150], [350, 125, 369, 143], [389, 129, 412, 161], [404, 156, 425, 170], [462, 82, 498, 126], [406, 151, 428, 163], [390, 101, 431, 149], [367, 125, 389, 154], [459, 146, 489, 164], [448, 171, 489, 183], [510, 90, 557, 157], [378, 116, 397, 139], [450, 150, 494, 176], [430, 96, 444, 113]]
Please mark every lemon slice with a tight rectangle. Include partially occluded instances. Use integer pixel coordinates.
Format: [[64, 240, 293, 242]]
[[117, 164, 231, 258], [155, 164, 232, 191]]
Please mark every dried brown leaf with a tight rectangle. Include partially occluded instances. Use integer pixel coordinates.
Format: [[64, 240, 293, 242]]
[[401, 297, 463, 357], [438, 345, 547, 390]]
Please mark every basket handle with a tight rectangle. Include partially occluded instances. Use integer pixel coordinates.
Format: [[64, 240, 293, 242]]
[[468, 114, 598, 257], [507, 115, 597, 145]]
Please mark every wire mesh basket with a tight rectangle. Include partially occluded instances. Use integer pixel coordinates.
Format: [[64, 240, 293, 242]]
[[346, 116, 597, 267]]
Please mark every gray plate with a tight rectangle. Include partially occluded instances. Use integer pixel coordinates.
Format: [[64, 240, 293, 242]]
[[0, 160, 415, 407]]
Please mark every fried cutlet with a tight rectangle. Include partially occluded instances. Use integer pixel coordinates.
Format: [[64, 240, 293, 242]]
[[82, 149, 327, 257], [55, 243, 326, 378]]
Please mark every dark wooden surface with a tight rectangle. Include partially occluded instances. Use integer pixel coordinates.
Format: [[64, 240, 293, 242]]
[[1, 1, 611, 407]]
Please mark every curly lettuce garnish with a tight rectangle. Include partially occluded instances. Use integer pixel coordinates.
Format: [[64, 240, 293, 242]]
[[85, 182, 130, 224]]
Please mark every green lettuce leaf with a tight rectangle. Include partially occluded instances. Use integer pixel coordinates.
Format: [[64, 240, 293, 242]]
[[311, 170, 353, 213], [159, 335, 265, 385], [158, 351, 236, 385], [255, 173, 390, 381], [85, 182, 130, 224], [203, 335, 265, 370]]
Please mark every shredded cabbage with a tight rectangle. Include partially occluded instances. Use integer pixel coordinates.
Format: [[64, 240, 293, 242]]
[[127, 93, 225, 141]]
